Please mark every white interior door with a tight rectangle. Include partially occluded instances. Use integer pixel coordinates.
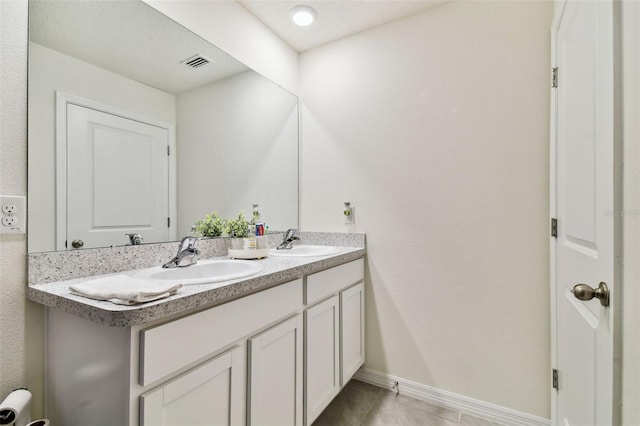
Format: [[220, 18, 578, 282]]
[[552, 0, 619, 424], [66, 103, 170, 249]]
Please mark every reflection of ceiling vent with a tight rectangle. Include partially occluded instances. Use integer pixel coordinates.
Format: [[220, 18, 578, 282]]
[[181, 54, 211, 69]]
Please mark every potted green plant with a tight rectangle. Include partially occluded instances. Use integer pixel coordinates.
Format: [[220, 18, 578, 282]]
[[225, 211, 250, 249], [193, 211, 225, 238]]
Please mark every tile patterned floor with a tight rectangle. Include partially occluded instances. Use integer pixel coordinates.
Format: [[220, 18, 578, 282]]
[[312, 380, 506, 426]]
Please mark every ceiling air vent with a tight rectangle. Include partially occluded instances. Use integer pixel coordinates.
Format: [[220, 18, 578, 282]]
[[181, 54, 211, 69]]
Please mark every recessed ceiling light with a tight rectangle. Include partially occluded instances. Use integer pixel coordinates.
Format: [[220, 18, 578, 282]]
[[290, 5, 317, 27]]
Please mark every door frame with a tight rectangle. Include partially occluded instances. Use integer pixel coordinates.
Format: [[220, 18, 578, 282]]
[[55, 91, 176, 250], [621, 0, 640, 420], [549, 0, 623, 424]]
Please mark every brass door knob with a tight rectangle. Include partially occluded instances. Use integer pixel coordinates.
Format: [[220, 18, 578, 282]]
[[571, 282, 609, 307], [71, 239, 84, 249]]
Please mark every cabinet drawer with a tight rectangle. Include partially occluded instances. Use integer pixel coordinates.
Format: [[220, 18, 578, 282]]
[[305, 259, 364, 305], [140, 279, 303, 386]]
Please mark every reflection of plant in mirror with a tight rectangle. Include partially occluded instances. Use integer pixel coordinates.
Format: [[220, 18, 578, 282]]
[[225, 211, 250, 238], [194, 212, 225, 237]]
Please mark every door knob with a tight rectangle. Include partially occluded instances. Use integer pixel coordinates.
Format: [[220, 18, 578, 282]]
[[571, 282, 609, 307], [71, 239, 84, 249]]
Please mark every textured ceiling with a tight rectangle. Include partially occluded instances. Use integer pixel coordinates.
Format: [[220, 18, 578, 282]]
[[29, 0, 249, 95], [237, 0, 447, 52], [29, 0, 448, 93]]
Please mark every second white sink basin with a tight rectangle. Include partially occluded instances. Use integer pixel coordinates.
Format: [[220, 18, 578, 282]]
[[269, 245, 341, 257], [132, 259, 264, 285]]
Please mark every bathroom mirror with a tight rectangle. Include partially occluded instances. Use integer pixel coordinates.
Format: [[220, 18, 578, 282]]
[[27, 0, 299, 253]]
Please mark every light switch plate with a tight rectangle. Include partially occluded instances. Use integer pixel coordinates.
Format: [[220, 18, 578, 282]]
[[0, 195, 26, 234]]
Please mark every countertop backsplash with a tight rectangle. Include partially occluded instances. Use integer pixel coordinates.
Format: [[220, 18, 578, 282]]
[[28, 232, 365, 285]]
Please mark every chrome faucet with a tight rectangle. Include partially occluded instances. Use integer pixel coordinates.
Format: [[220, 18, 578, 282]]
[[125, 233, 144, 245], [277, 229, 299, 250], [162, 236, 201, 268]]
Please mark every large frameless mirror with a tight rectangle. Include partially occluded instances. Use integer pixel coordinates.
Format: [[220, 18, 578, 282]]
[[27, 0, 299, 253]]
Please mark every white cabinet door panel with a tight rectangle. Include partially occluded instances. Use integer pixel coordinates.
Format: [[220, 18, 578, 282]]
[[140, 346, 244, 426], [248, 314, 303, 426], [341, 282, 365, 385], [305, 295, 340, 425]]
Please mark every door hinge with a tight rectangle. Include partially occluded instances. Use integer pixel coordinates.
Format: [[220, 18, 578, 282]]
[[552, 369, 559, 390], [551, 218, 558, 238], [551, 67, 558, 88], [167, 145, 171, 156], [65, 240, 68, 249], [167, 217, 171, 227]]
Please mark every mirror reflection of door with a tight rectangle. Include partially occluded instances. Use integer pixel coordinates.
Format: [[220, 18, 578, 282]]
[[65, 103, 171, 249]]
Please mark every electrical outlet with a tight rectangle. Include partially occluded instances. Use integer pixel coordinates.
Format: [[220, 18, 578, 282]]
[[2, 216, 17, 227], [0, 195, 26, 234], [2, 204, 16, 214]]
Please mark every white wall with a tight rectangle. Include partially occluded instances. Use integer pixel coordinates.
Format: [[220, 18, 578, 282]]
[[177, 71, 298, 234], [28, 43, 176, 252], [300, 1, 553, 417], [0, 0, 45, 417]]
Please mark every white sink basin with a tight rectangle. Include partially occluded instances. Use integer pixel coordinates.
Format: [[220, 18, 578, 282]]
[[132, 259, 264, 285], [269, 245, 341, 258]]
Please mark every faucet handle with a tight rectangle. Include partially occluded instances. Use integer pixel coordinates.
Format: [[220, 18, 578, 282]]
[[180, 235, 200, 248], [277, 229, 300, 250], [125, 233, 143, 245], [284, 228, 298, 240]]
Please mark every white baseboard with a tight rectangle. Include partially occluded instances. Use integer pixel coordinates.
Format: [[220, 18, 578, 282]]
[[353, 368, 550, 426]]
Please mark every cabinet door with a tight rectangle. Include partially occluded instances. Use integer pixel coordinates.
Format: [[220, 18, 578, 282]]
[[341, 282, 365, 385], [248, 314, 303, 426], [140, 345, 245, 426], [305, 295, 340, 425]]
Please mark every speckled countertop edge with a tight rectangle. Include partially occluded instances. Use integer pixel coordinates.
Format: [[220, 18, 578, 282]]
[[28, 235, 365, 327]]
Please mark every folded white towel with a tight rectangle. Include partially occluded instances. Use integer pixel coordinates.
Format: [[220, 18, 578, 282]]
[[70, 275, 183, 306]]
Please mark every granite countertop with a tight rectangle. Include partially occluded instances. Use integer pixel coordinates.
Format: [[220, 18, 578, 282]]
[[28, 245, 365, 327]]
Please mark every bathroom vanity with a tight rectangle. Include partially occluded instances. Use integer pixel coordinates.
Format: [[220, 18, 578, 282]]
[[28, 235, 365, 426]]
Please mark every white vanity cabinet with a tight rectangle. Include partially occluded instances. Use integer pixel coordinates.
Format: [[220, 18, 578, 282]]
[[44, 257, 364, 426], [304, 259, 365, 425], [137, 279, 304, 426]]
